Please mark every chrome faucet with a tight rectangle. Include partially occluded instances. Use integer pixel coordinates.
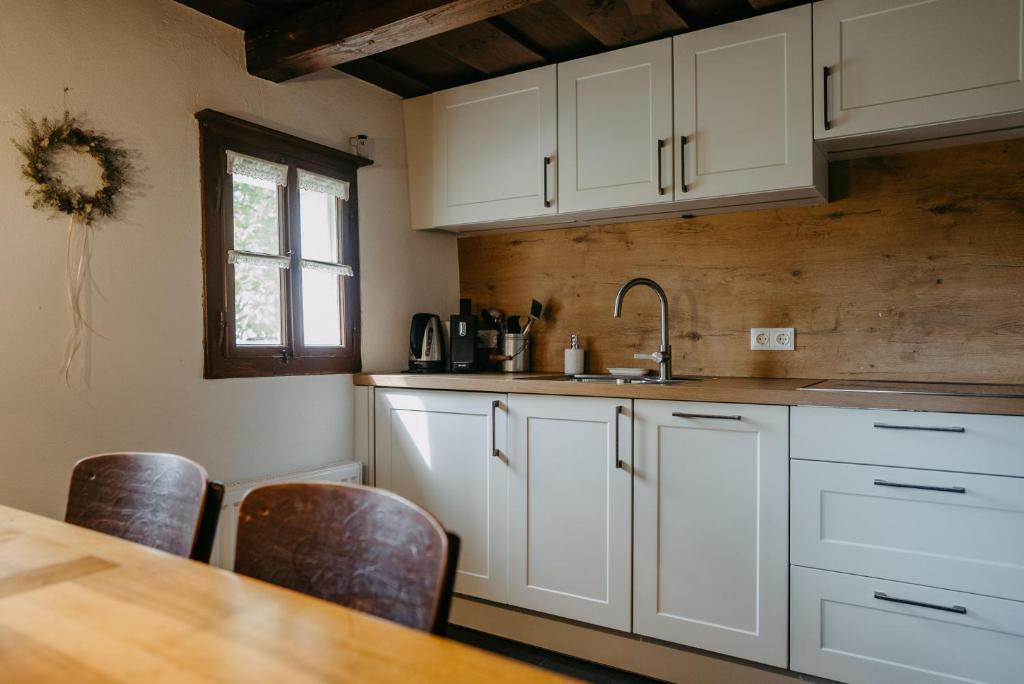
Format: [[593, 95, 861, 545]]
[[613, 278, 672, 382]]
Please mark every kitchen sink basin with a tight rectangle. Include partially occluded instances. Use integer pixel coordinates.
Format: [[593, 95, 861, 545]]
[[516, 374, 703, 385]]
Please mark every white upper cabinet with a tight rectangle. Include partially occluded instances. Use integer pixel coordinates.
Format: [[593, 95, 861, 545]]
[[674, 5, 819, 200], [814, 0, 1024, 146], [558, 39, 674, 213], [405, 65, 558, 229], [374, 389, 509, 603], [633, 401, 789, 667], [506, 394, 632, 631]]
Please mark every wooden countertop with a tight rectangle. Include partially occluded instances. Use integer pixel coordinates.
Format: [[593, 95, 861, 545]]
[[354, 372, 1024, 416], [0, 506, 569, 683]]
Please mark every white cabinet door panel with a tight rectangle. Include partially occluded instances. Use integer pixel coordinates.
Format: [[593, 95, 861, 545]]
[[433, 65, 557, 225], [375, 389, 508, 603], [558, 40, 673, 212], [814, 0, 1024, 140], [675, 5, 813, 199], [508, 394, 631, 631], [791, 566, 1024, 684], [792, 459, 1024, 602], [634, 401, 789, 667]]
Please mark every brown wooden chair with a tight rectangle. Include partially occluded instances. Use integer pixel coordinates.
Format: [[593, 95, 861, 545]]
[[234, 482, 460, 635], [66, 452, 223, 561]]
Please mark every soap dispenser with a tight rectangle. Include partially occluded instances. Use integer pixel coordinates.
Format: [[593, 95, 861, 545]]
[[564, 334, 585, 376]]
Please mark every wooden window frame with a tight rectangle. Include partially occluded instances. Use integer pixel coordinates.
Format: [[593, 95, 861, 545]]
[[196, 110, 372, 379]]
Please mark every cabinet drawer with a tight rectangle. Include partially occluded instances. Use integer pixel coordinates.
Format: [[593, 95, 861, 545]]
[[792, 406, 1024, 476], [792, 460, 1024, 601], [791, 566, 1024, 684]]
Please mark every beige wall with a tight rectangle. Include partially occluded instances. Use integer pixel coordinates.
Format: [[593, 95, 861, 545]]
[[0, 0, 459, 516]]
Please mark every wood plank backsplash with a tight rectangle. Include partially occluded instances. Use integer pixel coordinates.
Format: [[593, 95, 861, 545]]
[[458, 139, 1024, 383]]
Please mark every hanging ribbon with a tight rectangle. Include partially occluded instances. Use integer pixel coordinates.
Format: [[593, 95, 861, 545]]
[[61, 216, 96, 384]]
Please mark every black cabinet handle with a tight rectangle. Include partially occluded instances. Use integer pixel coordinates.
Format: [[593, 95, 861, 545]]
[[874, 592, 966, 615], [679, 136, 688, 193], [543, 156, 551, 208], [613, 405, 624, 469], [874, 479, 966, 494], [873, 422, 965, 433], [491, 399, 501, 459], [656, 140, 665, 195], [672, 412, 742, 421], [823, 66, 831, 131]]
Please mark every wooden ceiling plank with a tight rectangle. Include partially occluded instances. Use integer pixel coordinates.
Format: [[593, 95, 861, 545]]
[[549, 0, 688, 48], [428, 22, 546, 75], [747, 0, 800, 9], [245, 0, 545, 82], [494, 3, 605, 60], [376, 41, 487, 91], [336, 58, 434, 98], [174, 0, 276, 29], [670, 0, 758, 28]]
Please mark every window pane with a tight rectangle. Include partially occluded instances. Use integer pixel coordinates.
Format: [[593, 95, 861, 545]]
[[235, 262, 283, 345], [302, 268, 342, 347], [299, 188, 339, 262], [233, 175, 280, 254]]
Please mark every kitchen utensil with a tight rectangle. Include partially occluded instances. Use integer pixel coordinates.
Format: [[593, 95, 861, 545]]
[[501, 333, 530, 372], [522, 299, 543, 337], [487, 309, 505, 333], [607, 367, 649, 377], [408, 313, 445, 372], [481, 309, 500, 330], [507, 315, 522, 334]]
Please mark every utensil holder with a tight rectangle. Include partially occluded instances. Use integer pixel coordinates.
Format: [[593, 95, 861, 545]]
[[501, 334, 531, 372]]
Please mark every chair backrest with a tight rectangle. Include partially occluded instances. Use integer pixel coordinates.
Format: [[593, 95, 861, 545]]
[[66, 452, 214, 559], [234, 482, 459, 634]]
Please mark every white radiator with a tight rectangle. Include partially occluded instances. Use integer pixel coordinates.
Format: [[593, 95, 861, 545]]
[[210, 461, 363, 569]]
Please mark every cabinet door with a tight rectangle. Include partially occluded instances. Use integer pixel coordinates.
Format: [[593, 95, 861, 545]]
[[433, 65, 557, 226], [558, 40, 673, 212], [814, 0, 1024, 140], [375, 389, 508, 603], [674, 5, 813, 200], [507, 394, 631, 630], [633, 401, 789, 667]]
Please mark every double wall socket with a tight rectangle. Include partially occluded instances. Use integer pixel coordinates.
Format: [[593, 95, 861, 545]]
[[750, 328, 795, 351]]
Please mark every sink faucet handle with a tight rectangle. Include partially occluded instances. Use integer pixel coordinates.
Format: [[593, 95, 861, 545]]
[[634, 351, 665, 363]]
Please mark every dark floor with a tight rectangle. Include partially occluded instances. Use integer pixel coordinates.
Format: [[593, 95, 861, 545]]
[[448, 626, 663, 683]]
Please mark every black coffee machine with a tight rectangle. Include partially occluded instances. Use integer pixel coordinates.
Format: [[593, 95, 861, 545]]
[[450, 299, 478, 373]]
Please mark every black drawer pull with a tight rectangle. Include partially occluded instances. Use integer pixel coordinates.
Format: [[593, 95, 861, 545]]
[[873, 422, 965, 433], [874, 479, 966, 494], [672, 412, 742, 421], [874, 592, 966, 615]]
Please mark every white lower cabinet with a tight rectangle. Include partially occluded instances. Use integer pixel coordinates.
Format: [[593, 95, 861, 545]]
[[506, 394, 632, 630], [374, 389, 509, 603], [633, 401, 790, 667], [792, 459, 1024, 602], [791, 565, 1024, 684]]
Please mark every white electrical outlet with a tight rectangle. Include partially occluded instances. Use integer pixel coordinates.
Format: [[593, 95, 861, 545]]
[[751, 327, 795, 351], [771, 328, 795, 351], [750, 328, 772, 351]]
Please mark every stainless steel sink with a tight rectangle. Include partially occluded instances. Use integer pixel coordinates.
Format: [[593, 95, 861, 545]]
[[516, 374, 703, 385]]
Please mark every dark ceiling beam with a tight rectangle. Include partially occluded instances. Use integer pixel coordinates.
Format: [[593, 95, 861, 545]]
[[245, 0, 545, 82]]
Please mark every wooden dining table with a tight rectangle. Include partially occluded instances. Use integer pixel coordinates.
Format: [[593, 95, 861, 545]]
[[0, 505, 569, 683]]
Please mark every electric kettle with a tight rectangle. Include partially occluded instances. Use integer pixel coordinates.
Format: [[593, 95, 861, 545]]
[[409, 313, 445, 372]]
